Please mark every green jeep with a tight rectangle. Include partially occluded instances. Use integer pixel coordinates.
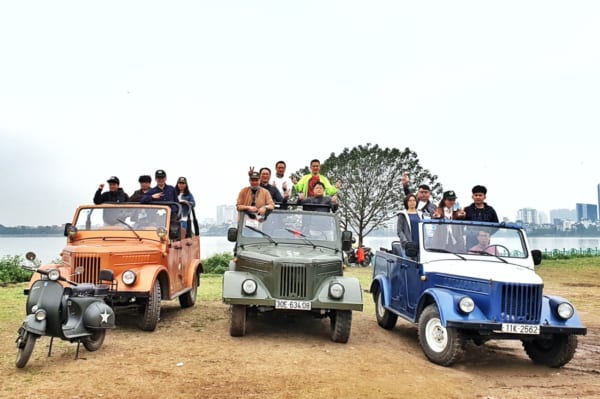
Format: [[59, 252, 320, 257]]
[[223, 208, 363, 343]]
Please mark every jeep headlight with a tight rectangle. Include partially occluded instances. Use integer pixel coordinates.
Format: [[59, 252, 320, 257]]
[[458, 296, 475, 314], [329, 282, 345, 299], [556, 302, 574, 320], [122, 270, 137, 285], [241, 279, 257, 295], [47, 269, 61, 281]]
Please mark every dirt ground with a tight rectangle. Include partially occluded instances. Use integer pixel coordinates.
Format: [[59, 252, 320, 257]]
[[1, 271, 599, 399]]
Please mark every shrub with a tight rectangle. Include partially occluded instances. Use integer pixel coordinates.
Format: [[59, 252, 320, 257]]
[[203, 252, 233, 274], [0, 255, 33, 284]]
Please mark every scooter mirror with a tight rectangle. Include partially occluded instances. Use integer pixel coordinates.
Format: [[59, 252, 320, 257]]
[[25, 252, 36, 261]]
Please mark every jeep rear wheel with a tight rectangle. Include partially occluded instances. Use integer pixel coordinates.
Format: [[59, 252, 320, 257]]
[[179, 271, 199, 308], [230, 305, 247, 337], [330, 310, 352, 343], [522, 335, 578, 367], [418, 304, 463, 366], [375, 289, 397, 330], [138, 279, 161, 331]]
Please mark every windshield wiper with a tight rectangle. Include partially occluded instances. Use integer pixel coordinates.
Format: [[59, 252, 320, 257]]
[[117, 218, 142, 241], [244, 225, 277, 244], [285, 228, 317, 248], [427, 247, 466, 261]]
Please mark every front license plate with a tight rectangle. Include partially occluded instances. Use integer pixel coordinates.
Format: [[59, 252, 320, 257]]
[[275, 299, 311, 310], [501, 323, 540, 335]]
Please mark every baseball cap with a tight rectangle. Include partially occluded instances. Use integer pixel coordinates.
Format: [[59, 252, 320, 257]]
[[442, 190, 457, 200], [107, 176, 120, 184], [155, 169, 167, 178], [249, 171, 260, 180], [138, 175, 152, 183], [177, 177, 187, 184]]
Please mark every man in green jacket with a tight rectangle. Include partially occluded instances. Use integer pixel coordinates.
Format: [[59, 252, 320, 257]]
[[292, 159, 341, 200]]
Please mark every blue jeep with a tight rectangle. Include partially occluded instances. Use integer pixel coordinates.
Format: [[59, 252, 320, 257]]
[[370, 219, 587, 367]]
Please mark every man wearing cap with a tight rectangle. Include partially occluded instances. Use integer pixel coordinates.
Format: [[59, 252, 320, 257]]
[[463, 185, 499, 248], [401, 173, 437, 217], [140, 169, 179, 208], [94, 176, 129, 204], [129, 175, 152, 202], [236, 170, 275, 220]]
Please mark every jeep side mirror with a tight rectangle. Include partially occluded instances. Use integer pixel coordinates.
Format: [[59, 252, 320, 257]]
[[531, 249, 542, 266], [405, 241, 418, 258], [64, 223, 72, 237], [227, 227, 238, 242], [341, 231, 352, 251]]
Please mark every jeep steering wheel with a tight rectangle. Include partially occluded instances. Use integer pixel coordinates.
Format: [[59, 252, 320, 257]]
[[484, 244, 510, 256]]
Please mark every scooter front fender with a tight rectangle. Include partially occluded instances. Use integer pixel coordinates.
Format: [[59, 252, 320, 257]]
[[21, 314, 47, 336]]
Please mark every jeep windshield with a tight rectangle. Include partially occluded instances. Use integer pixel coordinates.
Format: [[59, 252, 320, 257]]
[[74, 205, 169, 231], [422, 220, 528, 259], [241, 210, 339, 246]]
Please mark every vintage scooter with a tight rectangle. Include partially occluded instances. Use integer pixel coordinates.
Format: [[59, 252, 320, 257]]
[[15, 252, 116, 368]]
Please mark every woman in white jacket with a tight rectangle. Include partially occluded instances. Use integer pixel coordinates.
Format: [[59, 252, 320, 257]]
[[397, 193, 423, 251]]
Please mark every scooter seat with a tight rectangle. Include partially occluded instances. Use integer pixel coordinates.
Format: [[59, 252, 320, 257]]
[[94, 285, 110, 296], [71, 283, 96, 296]]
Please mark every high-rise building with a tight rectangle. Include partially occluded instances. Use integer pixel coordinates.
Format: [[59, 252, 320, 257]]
[[517, 208, 538, 224], [216, 205, 236, 225], [575, 203, 598, 222], [550, 208, 576, 221]]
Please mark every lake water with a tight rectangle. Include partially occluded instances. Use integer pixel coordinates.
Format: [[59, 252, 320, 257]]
[[2, 236, 600, 263]]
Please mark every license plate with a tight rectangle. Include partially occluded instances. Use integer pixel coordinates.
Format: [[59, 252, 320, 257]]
[[275, 299, 311, 310], [501, 323, 540, 335]]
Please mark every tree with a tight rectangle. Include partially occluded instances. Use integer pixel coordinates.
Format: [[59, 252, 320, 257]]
[[320, 143, 441, 246]]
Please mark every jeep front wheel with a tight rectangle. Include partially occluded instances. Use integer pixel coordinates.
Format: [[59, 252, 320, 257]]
[[330, 310, 352, 343], [230, 305, 247, 337], [522, 335, 578, 367], [375, 288, 397, 330], [138, 279, 161, 331], [418, 304, 463, 366]]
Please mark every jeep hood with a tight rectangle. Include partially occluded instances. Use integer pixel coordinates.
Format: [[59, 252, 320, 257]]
[[424, 259, 543, 285]]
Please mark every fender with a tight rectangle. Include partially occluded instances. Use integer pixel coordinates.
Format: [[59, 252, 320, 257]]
[[22, 314, 47, 336], [116, 264, 168, 293], [541, 295, 586, 328], [370, 274, 392, 308], [222, 271, 271, 305], [314, 276, 363, 311], [419, 288, 488, 327]]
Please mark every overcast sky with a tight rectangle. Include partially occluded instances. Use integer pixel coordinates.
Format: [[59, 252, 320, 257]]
[[1, 1, 599, 226]]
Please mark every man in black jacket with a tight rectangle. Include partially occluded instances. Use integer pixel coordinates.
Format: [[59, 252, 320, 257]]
[[93, 176, 129, 204]]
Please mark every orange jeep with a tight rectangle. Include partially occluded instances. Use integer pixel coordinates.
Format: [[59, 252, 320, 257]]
[[32, 202, 202, 331]]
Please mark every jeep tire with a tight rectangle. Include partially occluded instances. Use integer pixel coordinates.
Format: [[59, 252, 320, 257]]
[[230, 305, 247, 337], [138, 279, 161, 331], [375, 288, 397, 330], [522, 334, 578, 367], [330, 309, 352, 343], [418, 304, 463, 366], [179, 271, 199, 308]]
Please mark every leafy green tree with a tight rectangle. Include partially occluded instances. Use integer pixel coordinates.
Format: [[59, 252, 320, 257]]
[[320, 143, 441, 245]]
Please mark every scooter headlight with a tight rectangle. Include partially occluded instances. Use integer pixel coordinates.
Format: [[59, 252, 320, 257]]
[[241, 279, 257, 295], [122, 270, 137, 285], [47, 269, 61, 281], [329, 282, 345, 299], [34, 309, 47, 321]]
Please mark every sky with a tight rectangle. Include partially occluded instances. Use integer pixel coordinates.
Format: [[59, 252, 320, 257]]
[[1, 1, 599, 227]]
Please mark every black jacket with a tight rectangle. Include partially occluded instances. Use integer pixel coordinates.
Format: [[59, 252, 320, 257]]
[[94, 188, 129, 204]]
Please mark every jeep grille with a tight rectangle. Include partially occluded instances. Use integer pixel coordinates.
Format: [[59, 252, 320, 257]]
[[279, 263, 307, 298], [72, 254, 102, 284], [500, 283, 542, 323]]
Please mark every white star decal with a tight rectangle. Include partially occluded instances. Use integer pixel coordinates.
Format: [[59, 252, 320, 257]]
[[100, 309, 111, 324]]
